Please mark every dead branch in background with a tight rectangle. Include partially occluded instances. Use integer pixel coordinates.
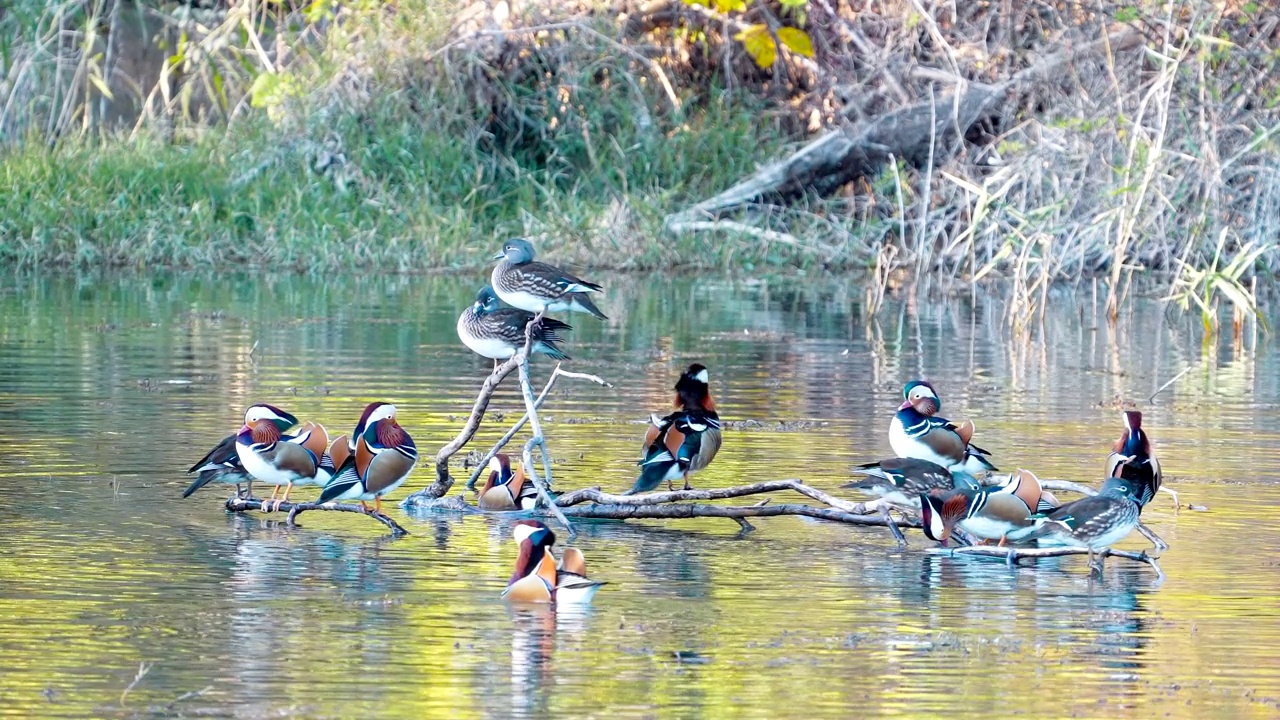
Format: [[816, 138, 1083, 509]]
[[225, 496, 409, 537]]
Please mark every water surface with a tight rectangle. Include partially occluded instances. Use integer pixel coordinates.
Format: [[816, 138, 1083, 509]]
[[1, 273, 1278, 718]]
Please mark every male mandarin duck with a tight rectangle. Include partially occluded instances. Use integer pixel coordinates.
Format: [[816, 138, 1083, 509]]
[[1106, 410, 1162, 509], [234, 404, 335, 511], [184, 434, 254, 499], [1022, 477, 1142, 549], [502, 520, 606, 604], [628, 363, 723, 494], [889, 380, 997, 475], [457, 285, 572, 366], [478, 454, 539, 511], [842, 457, 981, 509], [920, 469, 1046, 546], [491, 238, 607, 319], [318, 402, 418, 514]]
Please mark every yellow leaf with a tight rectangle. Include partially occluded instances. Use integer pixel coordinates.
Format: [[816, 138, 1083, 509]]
[[734, 24, 777, 68], [776, 27, 814, 57], [88, 73, 114, 101]]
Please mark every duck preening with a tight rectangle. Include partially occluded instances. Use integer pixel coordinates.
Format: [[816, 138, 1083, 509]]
[[843, 457, 982, 509], [477, 454, 539, 511], [889, 380, 997, 475], [233, 404, 335, 511], [318, 402, 418, 514], [1106, 410, 1162, 510], [629, 363, 722, 494], [1021, 476, 1143, 552], [457, 284, 572, 365], [491, 238, 607, 319], [919, 469, 1048, 546], [184, 434, 253, 499], [503, 520, 606, 604]]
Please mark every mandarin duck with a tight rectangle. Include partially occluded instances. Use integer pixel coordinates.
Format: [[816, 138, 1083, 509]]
[[1106, 410, 1162, 509], [1021, 477, 1142, 554], [457, 285, 572, 367], [318, 402, 418, 514], [184, 434, 254, 499], [234, 404, 335, 511], [491, 238, 607, 319], [477, 454, 539, 511], [502, 520, 606, 604], [628, 363, 722, 494], [920, 469, 1047, 546], [890, 380, 997, 475], [842, 457, 982, 510]]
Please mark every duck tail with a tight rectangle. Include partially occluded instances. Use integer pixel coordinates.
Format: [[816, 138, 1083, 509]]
[[534, 339, 570, 361], [182, 472, 217, 498], [567, 292, 608, 320], [318, 455, 360, 503]]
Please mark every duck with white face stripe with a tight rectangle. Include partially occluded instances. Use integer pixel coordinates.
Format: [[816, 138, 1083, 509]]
[[318, 402, 417, 515], [628, 363, 722, 494], [232, 403, 335, 511], [889, 380, 997, 476], [503, 520, 605, 604]]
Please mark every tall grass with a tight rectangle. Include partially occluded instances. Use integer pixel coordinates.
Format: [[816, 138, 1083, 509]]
[[0, 0, 1277, 290]]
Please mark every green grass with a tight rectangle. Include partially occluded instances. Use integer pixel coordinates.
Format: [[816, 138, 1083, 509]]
[[0, 86, 814, 271]]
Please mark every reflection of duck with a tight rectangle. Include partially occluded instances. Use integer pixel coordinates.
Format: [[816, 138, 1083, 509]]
[[503, 521, 605, 604], [890, 381, 996, 475]]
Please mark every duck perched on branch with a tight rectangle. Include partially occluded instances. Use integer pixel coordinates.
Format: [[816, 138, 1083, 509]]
[[1106, 410, 1162, 509], [629, 363, 722, 494], [491, 238, 607, 319], [890, 380, 996, 475], [319, 402, 418, 514], [457, 284, 572, 366], [234, 404, 335, 511], [844, 457, 981, 509]]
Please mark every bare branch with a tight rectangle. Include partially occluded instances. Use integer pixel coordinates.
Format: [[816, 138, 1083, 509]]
[[928, 545, 1165, 582], [225, 496, 409, 537]]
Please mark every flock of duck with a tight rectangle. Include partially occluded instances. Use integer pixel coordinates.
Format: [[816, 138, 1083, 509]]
[[182, 238, 1163, 605]]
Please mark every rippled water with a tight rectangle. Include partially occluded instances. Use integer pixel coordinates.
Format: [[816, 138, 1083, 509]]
[[1, 272, 1278, 718]]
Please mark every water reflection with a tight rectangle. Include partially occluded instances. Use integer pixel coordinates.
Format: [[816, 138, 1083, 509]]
[[0, 272, 1278, 718]]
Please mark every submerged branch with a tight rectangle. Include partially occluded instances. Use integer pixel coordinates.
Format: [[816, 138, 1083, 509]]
[[225, 496, 409, 537], [928, 545, 1165, 582]]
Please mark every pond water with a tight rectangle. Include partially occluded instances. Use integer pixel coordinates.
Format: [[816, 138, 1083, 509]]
[[1, 272, 1278, 719]]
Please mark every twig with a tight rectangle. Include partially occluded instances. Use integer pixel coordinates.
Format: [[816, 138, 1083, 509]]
[[166, 686, 214, 711], [466, 364, 612, 490], [927, 545, 1165, 582], [225, 496, 408, 537], [120, 662, 152, 707], [557, 501, 917, 528], [1148, 364, 1194, 402], [553, 480, 866, 514], [516, 322, 574, 536], [415, 357, 521, 499]]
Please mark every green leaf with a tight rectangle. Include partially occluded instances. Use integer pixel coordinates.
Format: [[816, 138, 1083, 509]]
[[249, 72, 281, 108], [776, 27, 814, 57], [734, 24, 777, 68], [1116, 7, 1138, 22], [780, 0, 808, 7], [88, 72, 114, 101]]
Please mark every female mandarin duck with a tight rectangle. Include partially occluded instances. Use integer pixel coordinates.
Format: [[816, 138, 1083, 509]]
[[503, 520, 605, 604], [920, 469, 1047, 545], [185, 434, 254, 499], [491, 238, 607, 319], [319, 402, 418, 514], [889, 380, 997, 475], [233, 404, 335, 511], [842, 457, 981, 510], [1106, 410, 1162, 509], [457, 285, 572, 367], [628, 363, 722, 494], [1020, 477, 1143, 565], [478, 454, 539, 511]]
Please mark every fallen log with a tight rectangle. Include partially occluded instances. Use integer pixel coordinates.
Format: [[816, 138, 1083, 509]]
[[665, 28, 1143, 231]]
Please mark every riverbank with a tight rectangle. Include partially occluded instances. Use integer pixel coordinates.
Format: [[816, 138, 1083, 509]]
[[2, 1, 1276, 287]]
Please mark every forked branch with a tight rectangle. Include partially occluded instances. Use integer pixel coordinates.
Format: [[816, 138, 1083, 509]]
[[225, 496, 409, 536]]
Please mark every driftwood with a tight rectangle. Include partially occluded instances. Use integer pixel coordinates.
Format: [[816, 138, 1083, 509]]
[[664, 28, 1143, 232], [928, 545, 1165, 583], [225, 496, 409, 537]]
